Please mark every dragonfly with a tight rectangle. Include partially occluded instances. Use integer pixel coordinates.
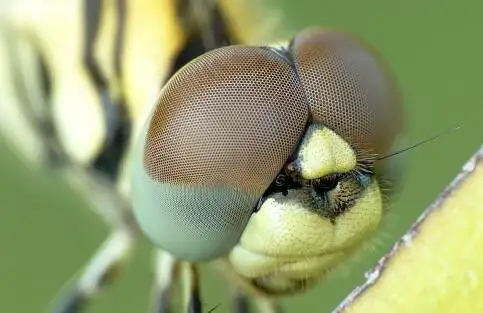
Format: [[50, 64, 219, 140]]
[[0, 0, 405, 312]]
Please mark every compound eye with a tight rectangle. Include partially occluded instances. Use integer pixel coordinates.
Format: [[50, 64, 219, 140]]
[[290, 28, 406, 195], [290, 27, 404, 157], [131, 46, 309, 261]]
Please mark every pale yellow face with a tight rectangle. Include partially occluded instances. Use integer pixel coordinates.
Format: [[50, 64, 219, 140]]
[[228, 124, 384, 295]]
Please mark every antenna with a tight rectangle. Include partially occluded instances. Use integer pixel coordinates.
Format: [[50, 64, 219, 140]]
[[377, 126, 461, 160]]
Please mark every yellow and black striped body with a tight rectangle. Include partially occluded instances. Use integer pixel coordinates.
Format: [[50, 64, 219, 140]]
[[0, 0, 275, 190]]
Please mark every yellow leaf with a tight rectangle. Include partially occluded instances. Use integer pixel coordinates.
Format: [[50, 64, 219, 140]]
[[335, 145, 483, 313]]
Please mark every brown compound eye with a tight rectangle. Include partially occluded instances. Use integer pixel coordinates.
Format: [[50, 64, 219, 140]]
[[290, 27, 404, 157], [131, 46, 309, 261], [289, 27, 405, 195]]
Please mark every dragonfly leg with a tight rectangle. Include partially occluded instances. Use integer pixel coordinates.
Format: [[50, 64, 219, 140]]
[[181, 262, 203, 313], [151, 249, 181, 313], [50, 229, 134, 313], [50, 168, 138, 313], [252, 296, 284, 313], [234, 291, 252, 313]]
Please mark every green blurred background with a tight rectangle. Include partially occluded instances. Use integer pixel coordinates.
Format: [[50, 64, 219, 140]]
[[1, 0, 482, 312]]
